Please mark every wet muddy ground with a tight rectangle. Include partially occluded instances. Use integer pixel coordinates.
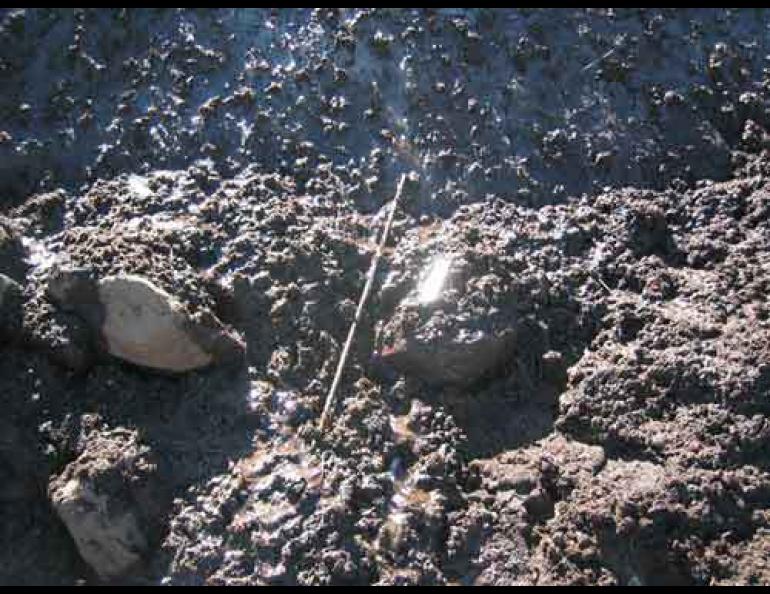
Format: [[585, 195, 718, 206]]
[[1, 8, 770, 585]]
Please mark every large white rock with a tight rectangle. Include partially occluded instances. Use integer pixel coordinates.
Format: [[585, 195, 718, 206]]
[[98, 275, 215, 372], [50, 476, 147, 579], [48, 269, 245, 372], [48, 427, 160, 580]]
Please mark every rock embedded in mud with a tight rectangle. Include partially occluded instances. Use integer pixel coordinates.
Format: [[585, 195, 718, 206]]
[[380, 316, 516, 386], [48, 269, 245, 372], [97, 275, 243, 372], [0, 273, 23, 344], [377, 250, 512, 386], [375, 198, 596, 388], [377, 248, 519, 387], [0, 216, 26, 281], [48, 427, 162, 580]]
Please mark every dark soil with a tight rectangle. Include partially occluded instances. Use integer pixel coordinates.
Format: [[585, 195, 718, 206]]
[[1, 8, 770, 586]]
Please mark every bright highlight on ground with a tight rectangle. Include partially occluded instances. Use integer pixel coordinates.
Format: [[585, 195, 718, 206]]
[[417, 255, 452, 304]]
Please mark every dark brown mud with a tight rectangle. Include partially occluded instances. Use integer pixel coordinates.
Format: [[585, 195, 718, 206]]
[[1, 8, 770, 586]]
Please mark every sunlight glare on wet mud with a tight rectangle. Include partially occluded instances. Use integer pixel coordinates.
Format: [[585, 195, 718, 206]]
[[417, 254, 452, 305]]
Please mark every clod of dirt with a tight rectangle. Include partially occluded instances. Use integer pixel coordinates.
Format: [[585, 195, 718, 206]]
[[532, 461, 770, 586], [469, 435, 607, 585], [48, 269, 245, 373], [11, 190, 66, 235], [48, 426, 164, 581]]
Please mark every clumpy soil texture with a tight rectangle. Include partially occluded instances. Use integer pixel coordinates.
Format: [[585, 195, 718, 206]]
[[2, 8, 770, 586]]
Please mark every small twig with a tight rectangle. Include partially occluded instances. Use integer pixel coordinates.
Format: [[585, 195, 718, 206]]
[[591, 270, 612, 294], [581, 46, 617, 73], [319, 174, 408, 431], [581, 34, 626, 73]]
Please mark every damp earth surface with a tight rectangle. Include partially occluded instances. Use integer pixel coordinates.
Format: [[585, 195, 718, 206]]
[[2, 8, 770, 586]]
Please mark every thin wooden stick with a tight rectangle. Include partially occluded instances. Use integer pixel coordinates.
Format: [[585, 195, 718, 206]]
[[590, 270, 612, 294], [319, 174, 407, 431]]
